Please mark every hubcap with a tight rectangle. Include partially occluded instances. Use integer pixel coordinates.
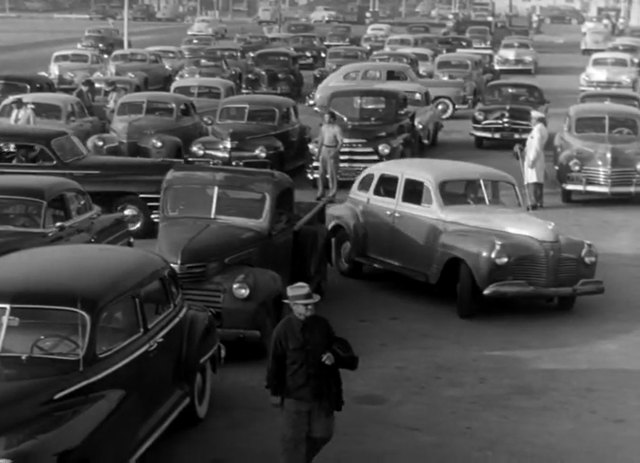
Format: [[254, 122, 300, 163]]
[[436, 101, 452, 117], [339, 240, 352, 269], [118, 204, 143, 231]]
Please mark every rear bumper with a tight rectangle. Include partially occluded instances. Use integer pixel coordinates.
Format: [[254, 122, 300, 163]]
[[483, 278, 605, 298]]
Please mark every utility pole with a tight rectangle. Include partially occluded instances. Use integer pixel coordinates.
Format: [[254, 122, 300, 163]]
[[5, 0, 9, 15], [229, 0, 233, 19], [124, 0, 129, 50], [401, 0, 406, 17]]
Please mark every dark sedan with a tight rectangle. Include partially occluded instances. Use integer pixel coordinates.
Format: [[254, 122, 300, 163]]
[[243, 48, 304, 100], [0, 73, 56, 104], [289, 33, 327, 68], [0, 244, 223, 461], [180, 35, 217, 59]]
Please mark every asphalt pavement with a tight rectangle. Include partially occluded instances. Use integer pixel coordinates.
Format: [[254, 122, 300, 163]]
[[6, 22, 640, 463]]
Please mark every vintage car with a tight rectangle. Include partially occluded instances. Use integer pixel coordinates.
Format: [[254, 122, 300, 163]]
[[289, 34, 327, 68], [171, 77, 237, 116], [77, 33, 129, 57], [606, 40, 640, 61], [265, 32, 293, 47], [187, 15, 228, 38], [146, 46, 187, 77], [366, 23, 393, 37], [203, 44, 248, 76], [540, 6, 585, 24], [311, 46, 369, 88], [579, 52, 639, 92], [581, 27, 612, 54], [242, 49, 304, 100], [466, 25, 492, 48], [437, 35, 473, 54], [327, 158, 604, 317], [578, 90, 640, 108], [107, 49, 174, 91], [454, 47, 500, 82], [371, 50, 420, 75], [434, 53, 487, 105], [324, 31, 352, 48], [0, 93, 106, 143], [494, 37, 538, 74], [175, 55, 241, 90], [91, 75, 142, 121], [188, 94, 309, 172], [235, 33, 270, 55], [0, 175, 132, 251], [397, 47, 436, 77], [406, 23, 432, 34], [471, 80, 549, 148], [156, 165, 327, 348], [360, 33, 386, 53], [553, 103, 640, 202], [0, 244, 222, 461], [285, 22, 316, 33], [0, 126, 177, 237], [0, 74, 56, 103], [46, 49, 107, 92], [181, 35, 217, 59], [384, 34, 420, 51], [308, 87, 418, 182], [87, 91, 210, 160], [330, 23, 352, 37]]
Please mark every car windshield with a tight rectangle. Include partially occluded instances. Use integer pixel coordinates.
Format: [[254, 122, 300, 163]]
[[329, 94, 398, 123], [574, 115, 640, 136], [484, 84, 544, 104], [53, 53, 90, 64], [580, 95, 640, 107], [0, 305, 89, 360], [439, 179, 521, 207], [183, 37, 214, 46], [173, 85, 222, 100], [116, 100, 175, 117], [387, 38, 412, 46], [110, 52, 148, 63], [290, 36, 321, 46], [0, 81, 29, 101], [254, 53, 290, 67], [591, 57, 630, 67], [328, 49, 364, 60], [51, 135, 87, 162], [436, 59, 470, 70], [217, 105, 277, 124], [0, 197, 45, 229], [501, 42, 532, 49], [163, 185, 267, 222], [373, 54, 411, 64], [154, 49, 179, 59], [81, 36, 106, 44]]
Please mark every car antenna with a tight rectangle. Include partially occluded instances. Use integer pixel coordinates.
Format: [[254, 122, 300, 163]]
[[77, 299, 84, 372]]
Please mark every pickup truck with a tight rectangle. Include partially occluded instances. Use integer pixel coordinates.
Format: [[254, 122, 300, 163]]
[[156, 164, 328, 351]]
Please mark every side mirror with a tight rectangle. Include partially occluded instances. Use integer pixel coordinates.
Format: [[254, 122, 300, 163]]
[[202, 115, 214, 126]]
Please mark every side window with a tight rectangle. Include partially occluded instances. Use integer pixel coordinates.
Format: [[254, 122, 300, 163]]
[[150, 54, 161, 64], [401, 179, 433, 206], [179, 103, 192, 117], [44, 194, 70, 227], [65, 191, 93, 217], [96, 297, 142, 355], [343, 71, 359, 81], [372, 174, 399, 199], [274, 188, 294, 230], [74, 102, 88, 119], [386, 70, 408, 81], [362, 70, 382, 80], [424, 90, 431, 105], [0, 143, 55, 165], [280, 108, 291, 124], [141, 279, 173, 328], [356, 173, 375, 193]]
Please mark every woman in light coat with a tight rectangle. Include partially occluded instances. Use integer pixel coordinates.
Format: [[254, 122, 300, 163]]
[[523, 110, 548, 210]]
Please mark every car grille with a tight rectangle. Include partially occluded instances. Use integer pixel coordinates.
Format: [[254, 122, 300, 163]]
[[182, 285, 225, 309], [309, 138, 382, 181], [139, 194, 160, 222], [172, 263, 207, 282], [475, 119, 532, 134], [499, 59, 531, 65], [580, 167, 639, 186]]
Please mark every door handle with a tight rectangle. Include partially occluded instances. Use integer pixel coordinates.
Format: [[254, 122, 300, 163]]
[[147, 337, 164, 352], [393, 212, 401, 218]]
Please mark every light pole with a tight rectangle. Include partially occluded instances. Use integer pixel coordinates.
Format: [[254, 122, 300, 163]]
[[5, 0, 9, 15], [123, 0, 129, 50]]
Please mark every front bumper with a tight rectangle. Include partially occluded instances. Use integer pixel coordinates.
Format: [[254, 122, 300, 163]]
[[562, 183, 640, 194], [579, 83, 634, 92], [494, 62, 535, 71], [483, 278, 605, 298], [186, 153, 271, 169], [307, 152, 385, 182], [470, 128, 530, 140]]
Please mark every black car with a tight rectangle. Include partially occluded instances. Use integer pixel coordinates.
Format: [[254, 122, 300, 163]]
[[176, 55, 241, 89], [285, 22, 316, 34], [0, 74, 56, 104], [0, 244, 222, 462], [289, 34, 327, 68], [470, 80, 549, 148], [540, 7, 585, 25], [243, 49, 304, 100], [77, 34, 129, 57], [180, 36, 217, 59], [188, 94, 310, 172], [0, 126, 176, 238], [436, 35, 473, 53], [235, 33, 270, 55]]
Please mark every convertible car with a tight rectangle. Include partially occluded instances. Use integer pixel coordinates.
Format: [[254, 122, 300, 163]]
[[579, 52, 639, 92], [0, 244, 222, 461], [242, 49, 304, 100], [171, 77, 237, 116], [326, 158, 604, 318], [553, 102, 640, 202]]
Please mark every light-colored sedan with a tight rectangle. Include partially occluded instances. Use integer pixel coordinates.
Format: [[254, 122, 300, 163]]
[[0, 93, 105, 142], [107, 49, 173, 91], [396, 47, 436, 77], [170, 77, 237, 117], [494, 37, 538, 74], [187, 16, 228, 38], [581, 26, 612, 54], [146, 46, 186, 77], [47, 49, 107, 91], [579, 52, 639, 92]]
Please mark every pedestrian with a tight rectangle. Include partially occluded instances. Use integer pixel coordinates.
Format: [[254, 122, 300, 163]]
[[73, 79, 95, 115], [316, 110, 343, 201], [523, 109, 549, 210], [104, 80, 125, 119], [9, 98, 36, 125], [266, 282, 358, 463]]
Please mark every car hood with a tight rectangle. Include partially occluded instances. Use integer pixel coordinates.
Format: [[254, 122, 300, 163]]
[[442, 207, 559, 241], [584, 67, 636, 80], [110, 116, 176, 140], [476, 103, 542, 118], [339, 121, 402, 140], [0, 230, 48, 256], [210, 123, 279, 141], [498, 49, 534, 59], [156, 219, 265, 264], [565, 139, 640, 168]]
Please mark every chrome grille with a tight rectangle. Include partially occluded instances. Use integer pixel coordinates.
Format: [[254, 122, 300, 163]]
[[507, 253, 548, 286], [492, 245, 581, 287], [171, 263, 207, 282], [182, 285, 224, 309], [556, 255, 579, 286], [581, 167, 639, 186]]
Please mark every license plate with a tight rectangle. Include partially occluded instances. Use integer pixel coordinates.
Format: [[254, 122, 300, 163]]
[[500, 133, 515, 139]]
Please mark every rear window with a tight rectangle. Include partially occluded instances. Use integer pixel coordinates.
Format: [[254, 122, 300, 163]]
[[53, 54, 90, 64]]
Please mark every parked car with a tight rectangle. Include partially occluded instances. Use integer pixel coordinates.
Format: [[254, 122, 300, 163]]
[[397, 47, 436, 77], [187, 16, 228, 38], [77, 34, 128, 57], [256, 5, 277, 24], [308, 86, 418, 182], [360, 33, 386, 53], [406, 23, 431, 34], [384, 34, 419, 51], [146, 46, 187, 77], [471, 80, 549, 148], [0, 244, 222, 461], [188, 94, 310, 172], [131, 2, 156, 21], [284, 22, 316, 34], [0, 74, 56, 103], [578, 90, 640, 108], [465, 25, 492, 48], [579, 52, 639, 92], [606, 40, 640, 61], [202, 45, 248, 76], [327, 158, 604, 317], [289, 34, 327, 68], [91, 75, 142, 121], [366, 23, 393, 37], [107, 49, 173, 91], [0, 126, 176, 237], [235, 33, 270, 55], [581, 27, 612, 54], [553, 102, 640, 202], [0, 93, 106, 143], [540, 7, 585, 25], [175, 55, 241, 90], [454, 47, 500, 83], [156, 164, 327, 348], [171, 77, 237, 117], [310, 6, 339, 23], [371, 50, 421, 76], [242, 49, 304, 100], [46, 49, 107, 91], [494, 37, 538, 74], [181, 35, 217, 59], [434, 52, 486, 106], [437, 35, 473, 53], [324, 32, 352, 48], [312, 46, 368, 89]]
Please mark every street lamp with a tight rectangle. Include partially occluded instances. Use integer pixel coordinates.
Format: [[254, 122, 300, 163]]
[[123, 0, 129, 50]]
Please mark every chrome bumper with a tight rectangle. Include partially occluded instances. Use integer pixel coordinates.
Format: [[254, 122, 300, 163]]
[[483, 278, 605, 298], [563, 183, 640, 194], [470, 130, 528, 140], [494, 64, 535, 71], [579, 84, 633, 92], [307, 162, 370, 181]]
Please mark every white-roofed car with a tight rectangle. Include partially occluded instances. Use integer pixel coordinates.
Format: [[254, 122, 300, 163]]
[[494, 37, 538, 75], [579, 52, 639, 92], [397, 47, 436, 77], [187, 16, 228, 38], [46, 49, 107, 91]]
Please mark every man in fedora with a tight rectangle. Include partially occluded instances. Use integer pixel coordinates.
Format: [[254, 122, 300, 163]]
[[267, 282, 358, 463], [523, 109, 549, 210]]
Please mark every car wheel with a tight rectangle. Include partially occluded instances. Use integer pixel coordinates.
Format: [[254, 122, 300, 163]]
[[456, 263, 482, 319], [433, 98, 455, 120], [560, 188, 573, 203], [474, 136, 484, 148], [334, 229, 362, 278], [557, 295, 576, 311], [185, 361, 213, 423], [113, 195, 153, 239]]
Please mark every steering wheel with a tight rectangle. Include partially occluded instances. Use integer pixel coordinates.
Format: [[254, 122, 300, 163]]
[[30, 334, 81, 355], [611, 127, 634, 136]]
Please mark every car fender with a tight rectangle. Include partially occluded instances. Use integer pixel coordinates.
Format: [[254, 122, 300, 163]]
[[245, 134, 283, 152], [138, 133, 184, 158], [326, 203, 366, 261], [128, 71, 149, 87], [86, 132, 120, 156], [433, 230, 498, 288], [181, 303, 220, 378]]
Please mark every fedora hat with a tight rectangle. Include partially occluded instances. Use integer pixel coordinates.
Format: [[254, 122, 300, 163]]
[[283, 282, 320, 304]]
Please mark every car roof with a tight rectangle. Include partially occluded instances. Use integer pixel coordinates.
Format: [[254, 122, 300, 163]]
[[146, 45, 181, 51], [372, 50, 416, 58], [569, 102, 640, 116], [387, 34, 414, 39], [590, 51, 632, 59], [219, 94, 293, 108], [172, 77, 235, 88], [2, 92, 80, 105], [487, 79, 542, 88], [340, 61, 411, 71], [0, 245, 167, 312], [396, 47, 435, 55], [365, 159, 515, 184], [0, 175, 82, 201], [52, 49, 95, 55], [112, 48, 150, 54], [0, 124, 69, 141], [327, 45, 367, 52], [119, 91, 192, 103]]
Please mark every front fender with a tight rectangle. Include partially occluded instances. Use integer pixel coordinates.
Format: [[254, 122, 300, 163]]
[[182, 303, 219, 377], [87, 132, 121, 156], [138, 133, 183, 159], [327, 203, 366, 260], [435, 230, 498, 288]]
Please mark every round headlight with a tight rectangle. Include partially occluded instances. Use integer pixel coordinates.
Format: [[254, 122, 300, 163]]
[[254, 145, 267, 158], [636, 161, 640, 173], [581, 242, 597, 265], [569, 158, 582, 172], [474, 111, 485, 121], [65, 72, 76, 79], [127, 72, 136, 79], [232, 279, 250, 299], [277, 72, 288, 79], [378, 143, 391, 156], [95, 138, 105, 148], [191, 143, 205, 157], [321, 51, 326, 57], [151, 139, 163, 149]]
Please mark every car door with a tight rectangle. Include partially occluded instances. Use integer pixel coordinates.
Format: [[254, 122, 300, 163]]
[[176, 102, 201, 145], [362, 173, 400, 263], [148, 53, 167, 88], [391, 177, 441, 274], [63, 189, 96, 243]]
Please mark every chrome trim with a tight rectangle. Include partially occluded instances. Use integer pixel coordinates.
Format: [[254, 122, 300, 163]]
[[563, 184, 640, 193], [470, 130, 528, 139]]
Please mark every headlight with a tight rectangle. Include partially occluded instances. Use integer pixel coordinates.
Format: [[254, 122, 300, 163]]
[[416, 122, 424, 129], [191, 143, 205, 156], [306, 51, 313, 56], [490, 240, 509, 266], [321, 51, 326, 57], [569, 158, 582, 172], [222, 138, 232, 150], [308, 142, 319, 156], [247, 72, 257, 80], [64, 71, 76, 79], [474, 111, 485, 121], [127, 72, 136, 79], [95, 138, 105, 148], [580, 74, 591, 83], [232, 277, 251, 299], [581, 241, 597, 265], [277, 72, 288, 79], [621, 76, 633, 84], [151, 139, 164, 149], [523, 56, 534, 62], [377, 143, 391, 156], [254, 145, 267, 158], [636, 161, 640, 173]]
